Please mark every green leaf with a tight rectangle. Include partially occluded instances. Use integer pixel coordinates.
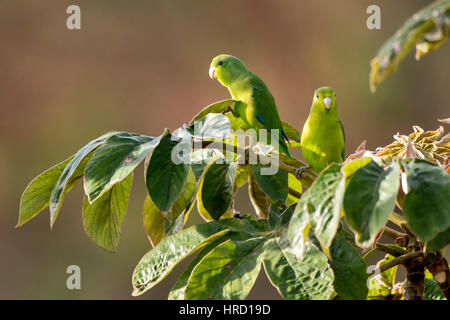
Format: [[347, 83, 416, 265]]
[[191, 149, 216, 181], [200, 161, 237, 220], [169, 230, 261, 300], [268, 201, 296, 230], [289, 164, 345, 253], [142, 195, 166, 247], [168, 167, 197, 222], [169, 239, 229, 300], [329, 235, 368, 300], [188, 113, 231, 140], [424, 277, 446, 300], [250, 164, 288, 202], [82, 173, 132, 253], [184, 237, 266, 300], [132, 222, 230, 296], [369, 0, 450, 92], [341, 157, 372, 186], [427, 226, 450, 251], [49, 131, 117, 227], [263, 233, 334, 300], [143, 169, 197, 247], [146, 133, 190, 212], [189, 99, 237, 125], [84, 132, 165, 202], [18, 156, 74, 227], [287, 201, 310, 260], [403, 159, 450, 244], [344, 161, 400, 248], [281, 121, 301, 142]]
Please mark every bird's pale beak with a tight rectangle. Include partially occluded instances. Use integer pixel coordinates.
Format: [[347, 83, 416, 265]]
[[323, 97, 332, 110], [209, 66, 216, 79]]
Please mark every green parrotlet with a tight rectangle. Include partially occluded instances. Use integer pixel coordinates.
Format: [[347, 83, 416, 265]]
[[209, 54, 291, 157], [300, 87, 345, 173]]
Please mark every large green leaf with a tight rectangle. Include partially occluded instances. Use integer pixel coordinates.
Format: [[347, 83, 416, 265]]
[[143, 169, 197, 247], [49, 131, 117, 226], [146, 133, 190, 212], [168, 167, 197, 222], [289, 164, 345, 254], [329, 235, 368, 300], [168, 220, 268, 300], [132, 222, 230, 296], [142, 195, 187, 248], [263, 232, 334, 300], [18, 156, 73, 227], [200, 161, 237, 220], [84, 132, 165, 202], [250, 164, 288, 202], [169, 236, 232, 300], [427, 227, 450, 252], [189, 99, 237, 125], [344, 161, 400, 248], [191, 149, 216, 182], [184, 237, 266, 300], [188, 113, 231, 140], [403, 159, 450, 243], [82, 173, 132, 253], [142, 195, 165, 247], [370, 0, 450, 92]]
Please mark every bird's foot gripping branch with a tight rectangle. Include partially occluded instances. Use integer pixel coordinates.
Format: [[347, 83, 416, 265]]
[[18, 91, 450, 300]]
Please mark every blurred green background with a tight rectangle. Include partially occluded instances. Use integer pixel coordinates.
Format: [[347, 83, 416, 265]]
[[1, 0, 449, 299]]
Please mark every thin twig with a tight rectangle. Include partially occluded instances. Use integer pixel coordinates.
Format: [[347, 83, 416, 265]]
[[288, 187, 302, 198], [363, 243, 407, 260], [376, 243, 407, 257], [368, 252, 423, 277]]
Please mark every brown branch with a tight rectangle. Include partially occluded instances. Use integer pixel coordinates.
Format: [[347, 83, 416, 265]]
[[404, 241, 425, 300], [425, 253, 450, 300], [368, 252, 423, 277], [288, 187, 302, 199]]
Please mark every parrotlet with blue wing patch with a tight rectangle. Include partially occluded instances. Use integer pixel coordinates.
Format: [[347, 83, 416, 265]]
[[209, 54, 291, 157]]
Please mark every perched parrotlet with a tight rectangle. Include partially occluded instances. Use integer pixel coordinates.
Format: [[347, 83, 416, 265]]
[[300, 87, 345, 173], [209, 54, 291, 157]]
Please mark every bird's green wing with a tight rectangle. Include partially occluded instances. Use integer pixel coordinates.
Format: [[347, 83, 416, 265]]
[[250, 81, 290, 157], [339, 119, 345, 161], [249, 78, 287, 138]]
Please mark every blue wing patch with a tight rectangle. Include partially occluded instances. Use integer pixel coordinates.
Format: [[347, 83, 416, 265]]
[[255, 114, 265, 125]]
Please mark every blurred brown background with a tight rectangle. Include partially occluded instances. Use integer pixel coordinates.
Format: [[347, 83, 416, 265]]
[[1, 0, 448, 299]]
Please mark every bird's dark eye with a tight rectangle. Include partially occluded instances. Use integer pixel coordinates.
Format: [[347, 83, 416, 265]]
[[316, 95, 319, 99], [218, 61, 223, 66]]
